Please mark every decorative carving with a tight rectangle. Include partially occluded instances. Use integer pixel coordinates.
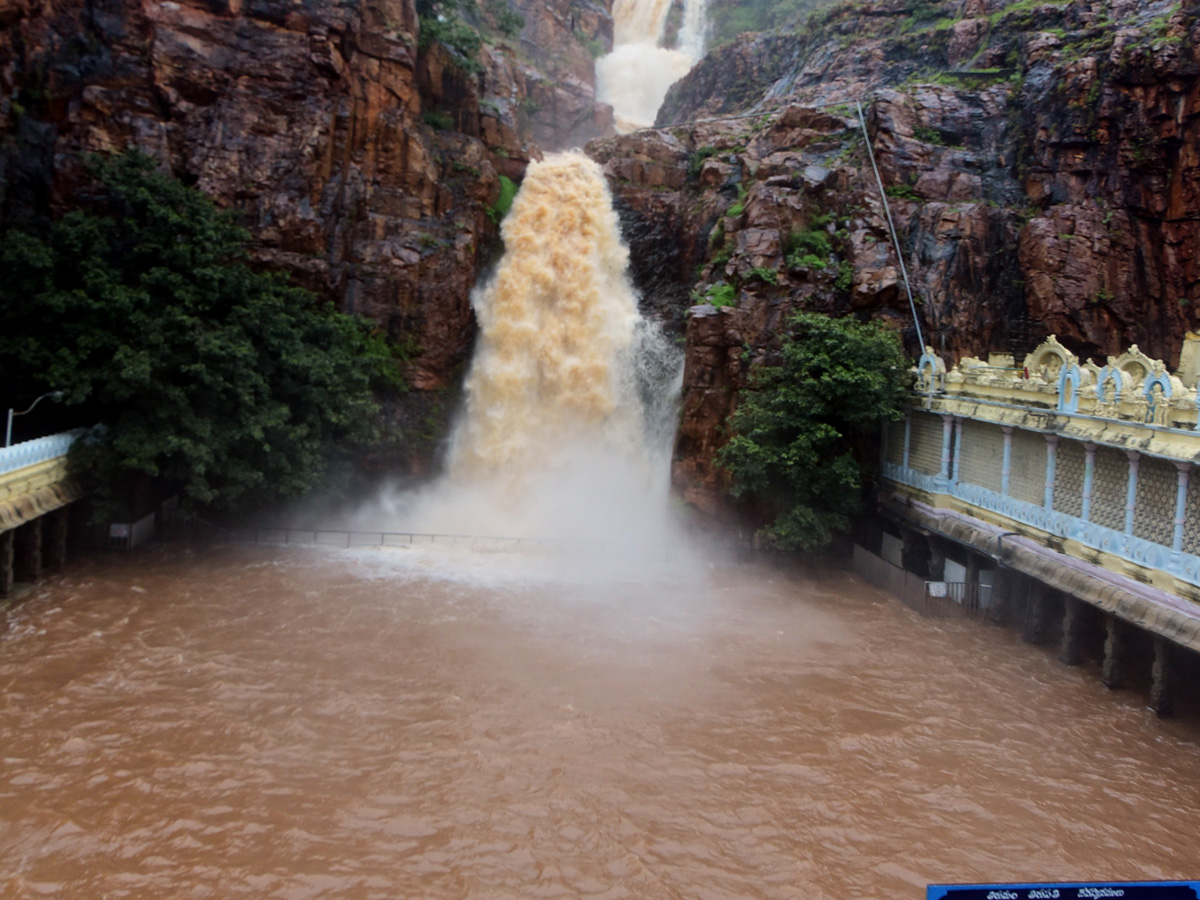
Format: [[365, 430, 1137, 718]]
[[912, 336, 1200, 431], [1023, 335, 1077, 385], [1057, 363, 1082, 413], [1096, 364, 1129, 418], [1111, 345, 1156, 385], [917, 347, 946, 394], [1144, 365, 1174, 426]]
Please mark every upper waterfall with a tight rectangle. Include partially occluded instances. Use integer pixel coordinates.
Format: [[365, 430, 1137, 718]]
[[596, 0, 708, 131]]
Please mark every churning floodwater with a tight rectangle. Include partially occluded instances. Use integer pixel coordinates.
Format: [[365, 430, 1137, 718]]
[[3, 546, 1200, 899]]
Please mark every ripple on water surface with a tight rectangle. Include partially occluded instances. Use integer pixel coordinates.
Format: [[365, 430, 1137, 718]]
[[2, 544, 1199, 900]]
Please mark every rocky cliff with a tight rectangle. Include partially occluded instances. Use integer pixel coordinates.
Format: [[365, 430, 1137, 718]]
[[4, 0, 1198, 517], [591, 0, 1200, 514], [0, 0, 612, 469]]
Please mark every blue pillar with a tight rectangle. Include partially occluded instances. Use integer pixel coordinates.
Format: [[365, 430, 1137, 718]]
[[1081, 442, 1096, 522], [1174, 463, 1191, 553], [1043, 435, 1058, 510], [902, 413, 912, 470], [1001, 426, 1014, 496], [952, 417, 963, 487], [1124, 450, 1140, 537], [939, 414, 954, 484]]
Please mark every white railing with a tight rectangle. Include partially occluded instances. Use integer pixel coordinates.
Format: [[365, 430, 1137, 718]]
[[0, 430, 83, 478]]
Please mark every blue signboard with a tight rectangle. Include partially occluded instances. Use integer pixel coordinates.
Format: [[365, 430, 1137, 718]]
[[928, 884, 1200, 900]]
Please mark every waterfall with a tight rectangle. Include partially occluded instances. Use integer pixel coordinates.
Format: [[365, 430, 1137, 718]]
[[596, 0, 708, 131], [372, 152, 682, 548]]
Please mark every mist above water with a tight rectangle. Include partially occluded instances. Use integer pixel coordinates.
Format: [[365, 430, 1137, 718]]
[[354, 152, 684, 558], [596, 0, 708, 131]]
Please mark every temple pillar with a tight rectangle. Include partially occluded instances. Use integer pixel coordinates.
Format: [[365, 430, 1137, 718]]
[[902, 413, 912, 470], [1022, 579, 1052, 645], [1101, 614, 1127, 689], [1124, 450, 1140, 537], [14, 519, 42, 584], [46, 507, 69, 572], [1043, 435, 1058, 510], [0, 530, 13, 598], [1081, 442, 1097, 522], [927, 538, 946, 582], [1001, 426, 1014, 496], [939, 414, 954, 483], [1173, 463, 1191, 553], [964, 554, 981, 612], [952, 417, 964, 487], [900, 528, 928, 579], [1150, 636, 1175, 718], [1059, 596, 1087, 666]]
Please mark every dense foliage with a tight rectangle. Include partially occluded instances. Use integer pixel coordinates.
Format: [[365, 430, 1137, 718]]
[[417, 0, 483, 70], [717, 313, 908, 551], [0, 151, 396, 518]]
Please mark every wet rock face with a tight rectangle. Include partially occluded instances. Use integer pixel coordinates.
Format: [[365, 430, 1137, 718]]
[[659, 0, 1200, 364], [0, 0, 613, 470], [591, 111, 924, 511], [596, 0, 1200, 517]]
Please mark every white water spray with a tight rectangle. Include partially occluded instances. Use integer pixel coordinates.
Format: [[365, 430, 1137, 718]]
[[596, 0, 708, 131]]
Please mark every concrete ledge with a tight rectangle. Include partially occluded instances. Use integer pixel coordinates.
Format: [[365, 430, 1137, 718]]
[[882, 492, 1200, 654], [0, 481, 84, 534]]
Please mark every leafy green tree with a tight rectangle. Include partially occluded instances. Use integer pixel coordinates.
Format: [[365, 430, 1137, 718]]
[[717, 313, 908, 551], [0, 151, 397, 518]]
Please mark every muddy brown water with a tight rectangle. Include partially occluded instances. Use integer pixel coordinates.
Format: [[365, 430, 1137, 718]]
[[2, 544, 1199, 899]]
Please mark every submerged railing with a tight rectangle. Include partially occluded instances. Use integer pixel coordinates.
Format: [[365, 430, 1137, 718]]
[[162, 524, 677, 559], [852, 544, 992, 620]]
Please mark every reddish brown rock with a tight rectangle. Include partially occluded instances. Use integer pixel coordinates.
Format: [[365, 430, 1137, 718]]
[[1, 0, 616, 470], [601, 0, 1200, 519]]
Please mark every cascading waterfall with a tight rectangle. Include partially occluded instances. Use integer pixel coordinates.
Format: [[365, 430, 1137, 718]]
[[370, 152, 683, 549], [596, 0, 709, 131], [449, 151, 669, 485]]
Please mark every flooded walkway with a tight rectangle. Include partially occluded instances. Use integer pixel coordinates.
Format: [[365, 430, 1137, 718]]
[[2, 545, 1198, 899]]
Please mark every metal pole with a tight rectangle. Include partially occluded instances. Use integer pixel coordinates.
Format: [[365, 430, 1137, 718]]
[[4, 390, 64, 447], [856, 100, 925, 353]]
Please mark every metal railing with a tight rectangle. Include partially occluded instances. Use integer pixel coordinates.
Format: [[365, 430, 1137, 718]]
[[924, 581, 992, 620], [163, 524, 672, 558], [852, 544, 992, 620], [0, 430, 83, 478]]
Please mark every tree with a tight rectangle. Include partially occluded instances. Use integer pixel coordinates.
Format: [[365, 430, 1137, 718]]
[[0, 151, 396, 518], [717, 312, 908, 551]]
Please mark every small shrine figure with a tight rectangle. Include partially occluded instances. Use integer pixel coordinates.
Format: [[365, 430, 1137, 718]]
[[1098, 377, 1119, 418], [1148, 381, 1170, 426], [1132, 390, 1149, 425]]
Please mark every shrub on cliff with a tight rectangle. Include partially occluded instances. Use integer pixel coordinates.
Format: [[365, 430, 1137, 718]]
[[717, 313, 908, 552], [0, 150, 397, 520]]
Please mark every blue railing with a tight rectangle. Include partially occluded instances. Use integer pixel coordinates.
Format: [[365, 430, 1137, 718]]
[[882, 461, 1200, 589], [0, 430, 83, 478]]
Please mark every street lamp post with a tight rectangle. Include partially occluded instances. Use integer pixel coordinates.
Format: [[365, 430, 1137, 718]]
[[5, 391, 64, 448]]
